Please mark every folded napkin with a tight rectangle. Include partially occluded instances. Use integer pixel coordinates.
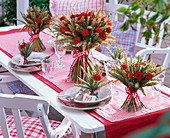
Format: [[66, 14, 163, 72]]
[[15, 66, 41, 70], [58, 97, 86, 108]]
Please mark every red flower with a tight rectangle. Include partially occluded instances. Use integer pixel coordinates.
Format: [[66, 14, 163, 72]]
[[37, 11, 42, 17], [99, 33, 106, 40], [35, 18, 41, 24], [141, 62, 146, 66], [74, 37, 81, 44], [80, 12, 87, 19], [106, 27, 112, 33], [30, 9, 35, 12], [145, 73, 152, 80], [27, 14, 31, 19], [101, 17, 105, 22], [126, 72, 133, 79], [60, 16, 65, 21], [82, 29, 89, 36], [75, 14, 79, 17], [154, 70, 157, 73], [20, 42, 27, 49], [93, 73, 102, 81], [95, 28, 102, 33], [60, 27, 69, 34], [121, 64, 127, 70], [71, 30, 76, 34], [135, 71, 143, 79], [92, 12, 95, 17], [87, 12, 91, 16], [70, 15, 76, 19], [45, 19, 50, 25], [135, 63, 137, 67], [64, 21, 71, 26], [48, 14, 51, 20], [89, 18, 93, 24], [76, 20, 83, 24], [106, 22, 112, 26]]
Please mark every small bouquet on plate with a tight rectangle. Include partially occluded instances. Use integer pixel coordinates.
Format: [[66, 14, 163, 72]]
[[18, 40, 33, 64], [74, 64, 111, 99], [52, 7, 116, 83], [109, 52, 165, 112], [16, 6, 54, 52]]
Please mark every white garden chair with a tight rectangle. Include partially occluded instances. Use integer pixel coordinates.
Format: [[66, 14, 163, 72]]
[[0, 93, 74, 138], [105, 0, 170, 49], [135, 47, 170, 76]]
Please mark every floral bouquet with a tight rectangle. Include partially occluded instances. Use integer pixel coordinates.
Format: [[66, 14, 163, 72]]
[[74, 64, 111, 98], [52, 7, 116, 83], [16, 6, 54, 52], [109, 52, 165, 112], [18, 40, 33, 64]]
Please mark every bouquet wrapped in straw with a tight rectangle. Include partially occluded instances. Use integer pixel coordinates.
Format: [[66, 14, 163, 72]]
[[16, 6, 54, 52], [109, 52, 165, 112], [52, 7, 116, 83]]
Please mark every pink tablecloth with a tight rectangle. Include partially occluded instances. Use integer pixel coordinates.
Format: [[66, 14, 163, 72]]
[[1, 29, 170, 138]]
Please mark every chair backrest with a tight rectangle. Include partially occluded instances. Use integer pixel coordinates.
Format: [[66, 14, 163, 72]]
[[135, 47, 170, 75], [105, 1, 169, 49], [0, 94, 56, 138]]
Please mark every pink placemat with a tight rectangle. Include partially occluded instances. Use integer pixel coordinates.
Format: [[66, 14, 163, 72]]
[[95, 81, 170, 122]]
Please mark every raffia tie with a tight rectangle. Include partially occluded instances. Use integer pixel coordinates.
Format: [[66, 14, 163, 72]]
[[68, 50, 89, 80], [125, 87, 141, 107], [28, 29, 39, 43]]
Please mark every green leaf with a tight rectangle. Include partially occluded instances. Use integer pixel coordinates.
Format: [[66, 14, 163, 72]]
[[140, 17, 146, 26], [116, 7, 127, 13], [120, 21, 129, 31], [149, 13, 159, 22]]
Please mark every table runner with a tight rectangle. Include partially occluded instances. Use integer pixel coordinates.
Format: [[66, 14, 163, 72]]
[[1, 29, 170, 137]]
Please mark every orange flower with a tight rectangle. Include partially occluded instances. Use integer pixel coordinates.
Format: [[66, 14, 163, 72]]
[[82, 29, 89, 36], [74, 37, 81, 44], [35, 18, 41, 24], [93, 74, 101, 81], [60, 27, 69, 34]]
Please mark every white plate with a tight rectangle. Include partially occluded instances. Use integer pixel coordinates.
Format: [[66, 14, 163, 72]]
[[11, 52, 48, 67], [8, 61, 42, 73], [57, 97, 111, 110], [74, 86, 111, 105]]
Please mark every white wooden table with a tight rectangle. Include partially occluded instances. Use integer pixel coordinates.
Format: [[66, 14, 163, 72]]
[[0, 26, 105, 138]]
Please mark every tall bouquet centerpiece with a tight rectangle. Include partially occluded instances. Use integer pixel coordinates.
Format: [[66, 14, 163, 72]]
[[16, 6, 54, 52], [109, 52, 165, 112], [52, 7, 116, 83]]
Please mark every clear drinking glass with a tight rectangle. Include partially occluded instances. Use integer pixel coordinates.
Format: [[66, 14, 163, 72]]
[[54, 43, 66, 69], [104, 60, 119, 95], [41, 59, 57, 79], [150, 73, 165, 95]]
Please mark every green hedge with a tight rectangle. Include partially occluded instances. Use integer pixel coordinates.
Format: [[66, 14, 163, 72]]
[[0, 0, 50, 24]]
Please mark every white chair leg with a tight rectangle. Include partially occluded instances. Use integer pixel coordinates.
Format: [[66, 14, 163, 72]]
[[71, 123, 81, 138]]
